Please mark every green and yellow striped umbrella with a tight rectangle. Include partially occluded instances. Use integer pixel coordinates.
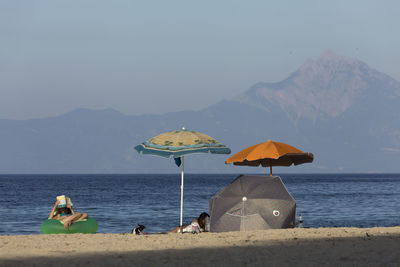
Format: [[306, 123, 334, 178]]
[[135, 129, 231, 158], [135, 128, 231, 232]]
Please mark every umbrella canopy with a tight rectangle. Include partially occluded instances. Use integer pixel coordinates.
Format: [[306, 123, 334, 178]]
[[225, 140, 313, 175], [209, 175, 296, 232], [135, 129, 231, 158], [135, 128, 231, 232]]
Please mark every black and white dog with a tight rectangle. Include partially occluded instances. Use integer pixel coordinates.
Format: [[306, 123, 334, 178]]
[[131, 224, 146, 235]]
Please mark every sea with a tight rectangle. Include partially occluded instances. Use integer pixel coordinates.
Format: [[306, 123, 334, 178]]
[[0, 173, 399, 235]]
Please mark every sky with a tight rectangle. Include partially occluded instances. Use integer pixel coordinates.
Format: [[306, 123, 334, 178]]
[[1, 0, 399, 120]]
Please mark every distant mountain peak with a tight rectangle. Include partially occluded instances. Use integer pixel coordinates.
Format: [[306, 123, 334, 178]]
[[298, 50, 366, 76], [235, 51, 400, 123]]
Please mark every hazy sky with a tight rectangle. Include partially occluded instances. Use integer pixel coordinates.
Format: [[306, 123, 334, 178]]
[[1, 0, 399, 119]]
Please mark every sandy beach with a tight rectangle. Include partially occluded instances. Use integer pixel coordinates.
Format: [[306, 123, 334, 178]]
[[1, 227, 399, 266]]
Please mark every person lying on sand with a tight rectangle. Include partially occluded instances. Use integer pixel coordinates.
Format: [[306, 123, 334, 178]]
[[48, 200, 88, 230], [170, 212, 210, 233]]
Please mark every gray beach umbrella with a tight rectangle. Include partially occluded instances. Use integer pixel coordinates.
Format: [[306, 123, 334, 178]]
[[209, 175, 296, 232]]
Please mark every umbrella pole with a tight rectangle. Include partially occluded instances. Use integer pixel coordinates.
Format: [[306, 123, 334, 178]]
[[180, 156, 184, 233], [269, 159, 272, 176]]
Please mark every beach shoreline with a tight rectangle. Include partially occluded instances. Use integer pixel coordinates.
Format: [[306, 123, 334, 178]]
[[1, 227, 400, 266]]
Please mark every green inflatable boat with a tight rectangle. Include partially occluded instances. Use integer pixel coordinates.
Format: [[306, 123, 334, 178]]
[[41, 218, 98, 234]]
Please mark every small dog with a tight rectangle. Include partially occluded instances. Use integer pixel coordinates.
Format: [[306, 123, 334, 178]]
[[131, 224, 146, 235]]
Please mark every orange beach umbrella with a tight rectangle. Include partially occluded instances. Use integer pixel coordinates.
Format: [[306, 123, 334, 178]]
[[226, 140, 314, 176]]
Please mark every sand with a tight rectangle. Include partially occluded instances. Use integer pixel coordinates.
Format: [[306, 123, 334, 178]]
[[1, 227, 400, 266]]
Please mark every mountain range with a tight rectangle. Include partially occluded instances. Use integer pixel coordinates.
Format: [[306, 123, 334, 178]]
[[1, 50, 399, 173]]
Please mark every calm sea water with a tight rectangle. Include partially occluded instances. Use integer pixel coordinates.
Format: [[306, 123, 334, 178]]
[[0, 173, 399, 235]]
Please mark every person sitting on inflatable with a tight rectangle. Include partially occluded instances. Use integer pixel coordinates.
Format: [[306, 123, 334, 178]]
[[48, 195, 88, 230]]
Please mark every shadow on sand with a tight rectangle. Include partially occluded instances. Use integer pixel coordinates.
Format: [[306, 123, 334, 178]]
[[2, 235, 400, 266]]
